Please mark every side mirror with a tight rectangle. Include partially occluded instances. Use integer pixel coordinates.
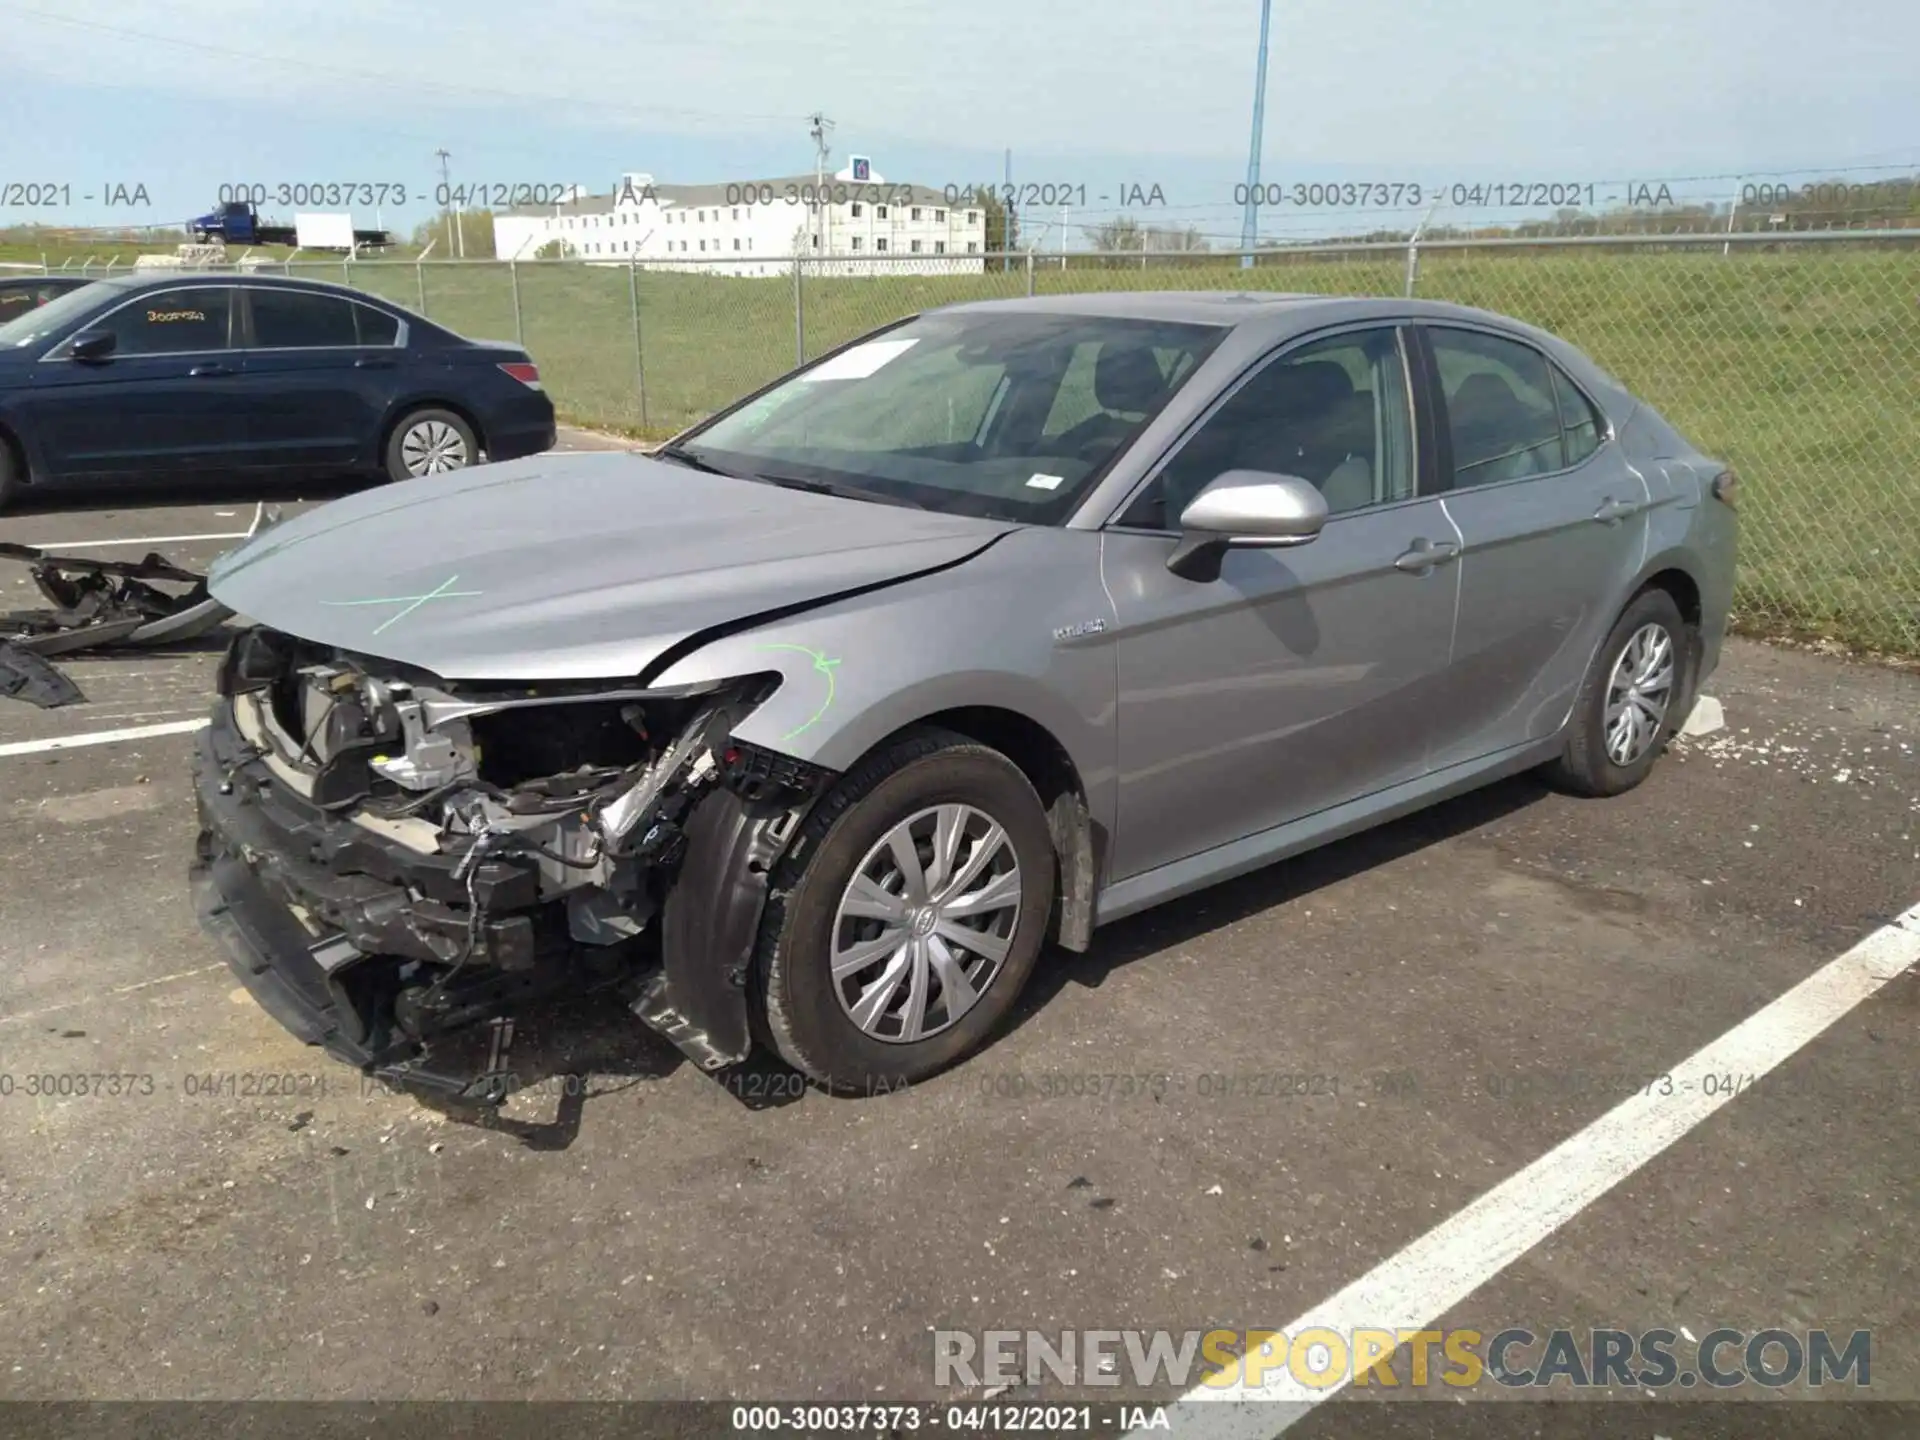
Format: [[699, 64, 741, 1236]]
[[1167, 470, 1329, 581], [68, 329, 117, 362]]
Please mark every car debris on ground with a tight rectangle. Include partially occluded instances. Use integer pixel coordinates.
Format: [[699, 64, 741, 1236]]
[[0, 503, 267, 707]]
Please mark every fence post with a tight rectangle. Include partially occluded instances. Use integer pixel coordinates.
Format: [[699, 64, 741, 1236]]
[[1404, 235, 1418, 297], [509, 260, 524, 346], [416, 260, 428, 315], [1025, 249, 1035, 296], [628, 259, 649, 434], [793, 254, 806, 366], [342, 259, 351, 287]]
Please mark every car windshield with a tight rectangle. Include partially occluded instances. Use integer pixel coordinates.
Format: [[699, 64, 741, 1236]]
[[0, 281, 108, 350], [672, 310, 1226, 523]]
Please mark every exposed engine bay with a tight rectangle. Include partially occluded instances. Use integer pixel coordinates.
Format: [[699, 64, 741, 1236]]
[[191, 625, 835, 1103]]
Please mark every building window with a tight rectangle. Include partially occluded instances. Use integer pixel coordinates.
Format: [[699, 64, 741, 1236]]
[[811, 234, 820, 249], [967, 211, 978, 224], [876, 237, 888, 252], [935, 241, 946, 254], [851, 202, 863, 217], [935, 209, 946, 222], [850, 236, 863, 251], [965, 241, 978, 253], [910, 207, 921, 221], [732, 207, 740, 220], [698, 239, 706, 252], [910, 239, 922, 253], [876, 205, 888, 219], [732, 238, 741, 251]]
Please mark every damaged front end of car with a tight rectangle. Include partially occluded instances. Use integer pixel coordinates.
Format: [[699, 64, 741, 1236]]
[[189, 625, 833, 1103]]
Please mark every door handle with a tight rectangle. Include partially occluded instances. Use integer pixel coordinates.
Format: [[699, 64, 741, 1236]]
[[188, 362, 233, 377], [353, 356, 396, 369], [1393, 538, 1460, 573], [1592, 497, 1643, 524]]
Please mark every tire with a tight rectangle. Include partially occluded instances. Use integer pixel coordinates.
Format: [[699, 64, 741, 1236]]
[[755, 728, 1057, 1092], [384, 408, 477, 483], [1547, 588, 1693, 797]]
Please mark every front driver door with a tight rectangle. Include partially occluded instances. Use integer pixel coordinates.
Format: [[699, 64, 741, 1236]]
[[27, 285, 252, 482], [1100, 323, 1462, 883]]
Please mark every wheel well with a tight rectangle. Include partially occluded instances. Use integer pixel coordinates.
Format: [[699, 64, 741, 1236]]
[[913, 706, 1099, 953], [1634, 567, 1705, 716], [0, 420, 29, 486], [382, 399, 487, 459], [1639, 567, 1702, 629]]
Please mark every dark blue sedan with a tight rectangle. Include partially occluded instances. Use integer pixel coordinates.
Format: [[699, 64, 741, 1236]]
[[0, 273, 555, 509]]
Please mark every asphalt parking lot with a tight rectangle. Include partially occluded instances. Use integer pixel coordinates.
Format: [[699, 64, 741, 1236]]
[[0, 437, 1915, 1436]]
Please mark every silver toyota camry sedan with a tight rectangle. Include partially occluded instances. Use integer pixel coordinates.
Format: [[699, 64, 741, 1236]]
[[191, 292, 1738, 1100]]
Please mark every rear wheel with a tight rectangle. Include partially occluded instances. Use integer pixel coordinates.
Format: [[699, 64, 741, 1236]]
[[1548, 588, 1692, 797], [754, 729, 1056, 1091], [385, 408, 477, 482]]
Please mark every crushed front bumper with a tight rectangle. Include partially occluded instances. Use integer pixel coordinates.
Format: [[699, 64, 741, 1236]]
[[189, 698, 558, 1089], [189, 689, 833, 1096]]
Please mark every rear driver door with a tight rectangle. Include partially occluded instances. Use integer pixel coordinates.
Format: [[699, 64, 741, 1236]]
[[236, 287, 404, 473], [1418, 323, 1651, 768]]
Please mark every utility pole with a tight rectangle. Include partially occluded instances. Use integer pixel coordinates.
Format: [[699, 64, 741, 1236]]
[[808, 112, 834, 264], [1239, 0, 1273, 269], [1003, 148, 1013, 274], [435, 148, 464, 259]]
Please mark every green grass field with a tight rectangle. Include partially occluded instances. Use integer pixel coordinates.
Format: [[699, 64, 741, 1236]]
[[10, 237, 1916, 654]]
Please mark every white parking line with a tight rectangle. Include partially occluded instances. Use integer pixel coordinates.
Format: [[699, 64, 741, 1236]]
[[0, 718, 209, 758], [1136, 901, 1920, 1438], [25, 531, 250, 550]]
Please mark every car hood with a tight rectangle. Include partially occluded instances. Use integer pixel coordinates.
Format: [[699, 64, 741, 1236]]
[[208, 451, 1017, 682]]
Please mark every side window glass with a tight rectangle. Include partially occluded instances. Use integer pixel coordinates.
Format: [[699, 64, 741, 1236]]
[[1429, 328, 1565, 488], [355, 303, 401, 347], [95, 288, 233, 356], [1120, 327, 1415, 529], [249, 289, 360, 348], [1552, 365, 1604, 467]]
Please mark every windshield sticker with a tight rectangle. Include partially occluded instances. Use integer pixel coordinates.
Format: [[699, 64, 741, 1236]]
[[799, 337, 918, 382], [1024, 473, 1066, 490]]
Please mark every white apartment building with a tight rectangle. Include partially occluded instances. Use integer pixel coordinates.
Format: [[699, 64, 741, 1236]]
[[492, 159, 989, 276]]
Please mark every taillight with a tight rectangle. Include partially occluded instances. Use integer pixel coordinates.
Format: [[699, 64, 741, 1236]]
[[1710, 468, 1739, 508], [498, 361, 542, 390]]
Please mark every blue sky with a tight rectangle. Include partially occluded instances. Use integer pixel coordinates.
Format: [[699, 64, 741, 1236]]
[[6, 0, 1918, 246]]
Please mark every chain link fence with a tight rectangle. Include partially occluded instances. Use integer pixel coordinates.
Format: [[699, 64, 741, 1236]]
[[45, 233, 1920, 654]]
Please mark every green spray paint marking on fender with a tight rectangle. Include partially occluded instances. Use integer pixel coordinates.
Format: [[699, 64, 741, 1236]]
[[759, 643, 842, 742]]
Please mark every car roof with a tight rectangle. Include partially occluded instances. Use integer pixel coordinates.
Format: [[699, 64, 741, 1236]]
[[930, 289, 1601, 368], [0, 273, 93, 288], [932, 288, 1558, 338], [68, 271, 392, 302]]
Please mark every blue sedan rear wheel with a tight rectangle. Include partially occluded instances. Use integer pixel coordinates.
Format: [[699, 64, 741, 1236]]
[[385, 408, 477, 483]]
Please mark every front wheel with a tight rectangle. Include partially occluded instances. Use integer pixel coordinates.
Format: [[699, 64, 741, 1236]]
[[754, 729, 1057, 1091], [385, 408, 477, 482], [1548, 588, 1693, 797]]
